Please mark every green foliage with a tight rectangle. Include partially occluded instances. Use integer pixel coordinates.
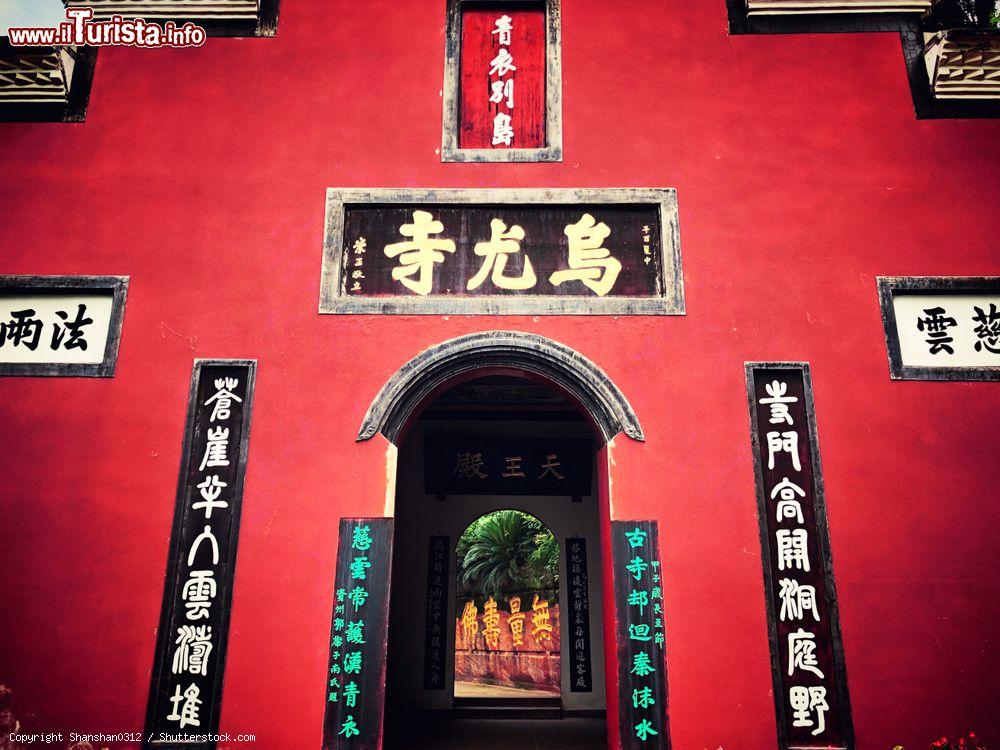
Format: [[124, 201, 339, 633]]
[[929, 0, 1000, 28], [456, 510, 559, 600]]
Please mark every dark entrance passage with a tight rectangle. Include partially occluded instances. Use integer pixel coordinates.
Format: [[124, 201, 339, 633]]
[[383, 375, 607, 748], [384, 717, 607, 750]]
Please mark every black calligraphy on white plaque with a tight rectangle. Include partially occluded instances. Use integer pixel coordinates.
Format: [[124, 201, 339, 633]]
[[877, 276, 1000, 381], [0, 275, 128, 377], [566, 537, 592, 693], [144, 360, 256, 750], [612, 520, 669, 750], [746, 363, 854, 750], [423, 535, 450, 690]]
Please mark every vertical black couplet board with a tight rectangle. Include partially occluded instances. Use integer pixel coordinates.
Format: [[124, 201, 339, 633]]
[[144, 360, 256, 749], [566, 537, 593, 692], [612, 520, 670, 750], [423, 535, 450, 690], [746, 363, 854, 750], [322, 518, 394, 750]]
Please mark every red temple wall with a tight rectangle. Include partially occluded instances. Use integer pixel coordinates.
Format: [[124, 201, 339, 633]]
[[0, 1, 998, 749]]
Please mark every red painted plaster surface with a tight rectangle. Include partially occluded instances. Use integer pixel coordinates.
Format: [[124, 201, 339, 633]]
[[1, 1, 998, 749]]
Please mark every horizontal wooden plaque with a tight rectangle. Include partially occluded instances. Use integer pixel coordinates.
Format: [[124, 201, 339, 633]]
[[319, 188, 684, 316]]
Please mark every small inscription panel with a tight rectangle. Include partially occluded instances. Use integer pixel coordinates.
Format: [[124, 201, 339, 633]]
[[878, 277, 1000, 380], [746, 363, 854, 750], [320, 189, 684, 315], [425, 436, 592, 497], [612, 520, 669, 750], [423, 535, 450, 690], [566, 537, 593, 693]]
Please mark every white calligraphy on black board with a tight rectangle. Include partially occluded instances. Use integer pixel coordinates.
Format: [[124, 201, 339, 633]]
[[746, 363, 855, 750], [144, 359, 256, 749]]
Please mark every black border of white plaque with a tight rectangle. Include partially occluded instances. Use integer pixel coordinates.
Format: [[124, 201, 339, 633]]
[[0, 275, 129, 377], [441, 0, 563, 163], [745, 361, 855, 750], [318, 188, 684, 316], [877, 276, 1000, 381]]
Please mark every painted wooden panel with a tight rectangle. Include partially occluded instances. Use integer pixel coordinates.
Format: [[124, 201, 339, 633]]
[[322, 518, 394, 750], [612, 520, 670, 750], [144, 360, 257, 749], [566, 537, 593, 693], [425, 437, 592, 497], [877, 276, 1000, 381], [0, 275, 128, 377], [746, 363, 854, 750], [423, 535, 450, 690], [458, 6, 546, 150], [321, 188, 685, 315]]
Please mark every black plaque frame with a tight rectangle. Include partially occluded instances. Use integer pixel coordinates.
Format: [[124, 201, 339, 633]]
[[143, 359, 257, 750], [319, 188, 684, 316], [877, 276, 1000, 381], [611, 520, 670, 750], [0, 274, 129, 377], [744, 362, 855, 750]]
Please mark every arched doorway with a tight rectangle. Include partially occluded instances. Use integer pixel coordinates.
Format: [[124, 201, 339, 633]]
[[351, 331, 652, 750], [382, 373, 606, 748]]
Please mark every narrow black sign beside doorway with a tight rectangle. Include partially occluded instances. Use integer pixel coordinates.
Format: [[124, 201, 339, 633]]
[[612, 520, 670, 750], [745, 363, 854, 750], [322, 518, 394, 750], [423, 535, 450, 690], [566, 537, 593, 692]]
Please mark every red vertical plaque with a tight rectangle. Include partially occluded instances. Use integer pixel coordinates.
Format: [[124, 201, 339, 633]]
[[442, 0, 561, 162], [458, 7, 546, 150]]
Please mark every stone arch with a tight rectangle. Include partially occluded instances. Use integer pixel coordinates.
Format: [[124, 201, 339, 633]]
[[357, 330, 644, 445]]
